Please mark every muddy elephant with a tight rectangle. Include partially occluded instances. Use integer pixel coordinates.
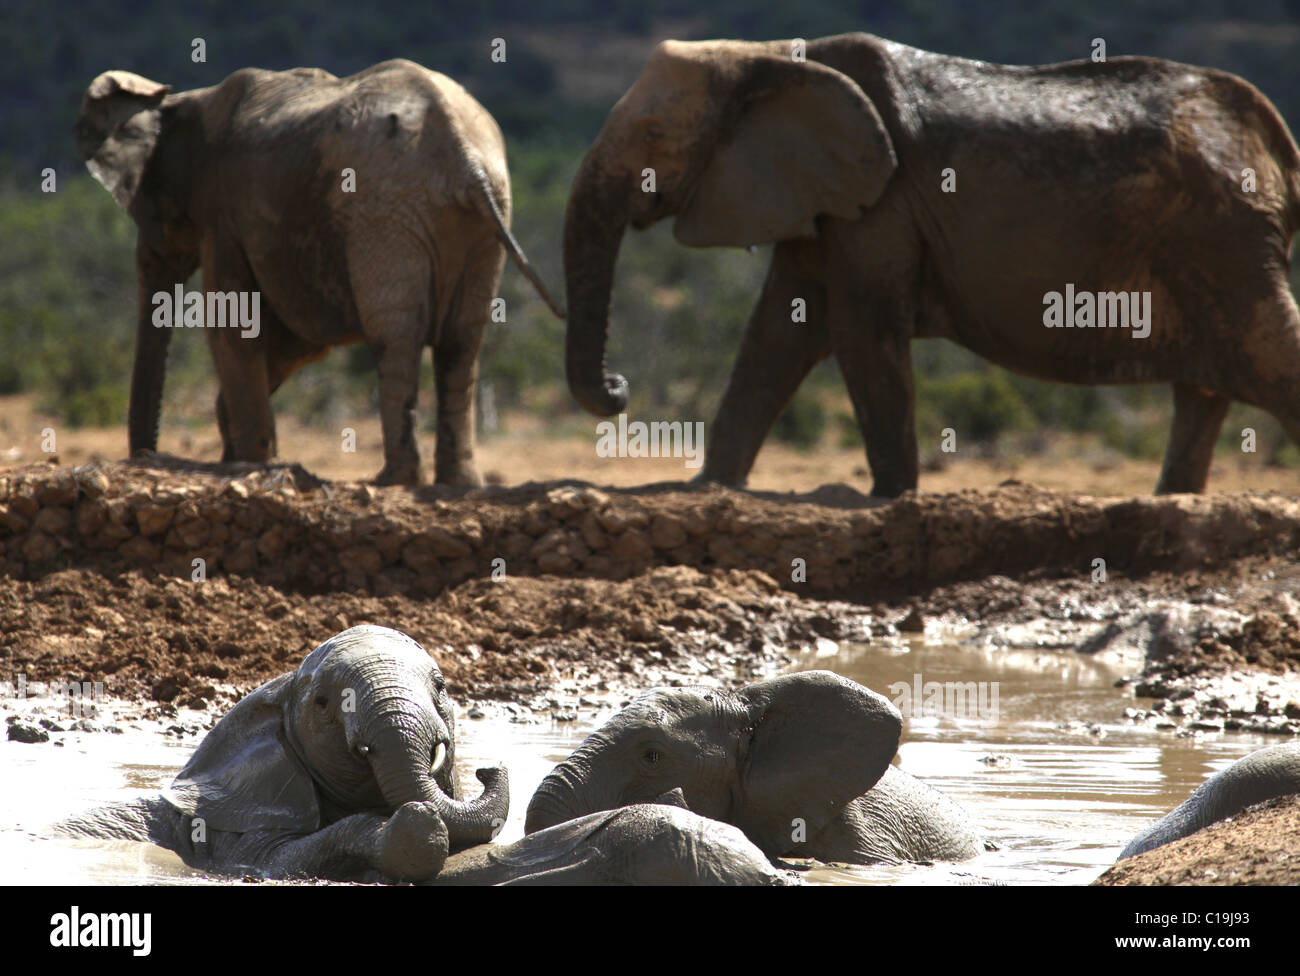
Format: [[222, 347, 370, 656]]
[[58, 626, 508, 882], [525, 671, 984, 864], [434, 798, 797, 885], [563, 34, 1300, 496], [1119, 743, 1300, 859], [75, 60, 563, 486]]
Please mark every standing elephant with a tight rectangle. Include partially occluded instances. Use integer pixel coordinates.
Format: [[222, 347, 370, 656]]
[[75, 60, 564, 486], [524, 671, 984, 864], [562, 34, 1300, 496], [58, 626, 508, 883], [1119, 743, 1300, 859]]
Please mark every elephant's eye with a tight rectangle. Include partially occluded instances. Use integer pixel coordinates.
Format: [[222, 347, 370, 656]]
[[314, 694, 328, 708], [643, 749, 661, 766], [433, 676, 446, 693]]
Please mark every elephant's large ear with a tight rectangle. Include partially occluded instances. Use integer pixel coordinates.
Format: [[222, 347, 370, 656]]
[[75, 70, 171, 210], [735, 670, 900, 855], [674, 57, 896, 248], [163, 673, 321, 834]]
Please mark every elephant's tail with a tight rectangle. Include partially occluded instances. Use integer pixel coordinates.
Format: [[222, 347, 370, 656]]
[[467, 165, 567, 320]]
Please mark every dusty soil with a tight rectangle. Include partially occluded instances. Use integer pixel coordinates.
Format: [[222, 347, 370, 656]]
[[1093, 795, 1300, 885]]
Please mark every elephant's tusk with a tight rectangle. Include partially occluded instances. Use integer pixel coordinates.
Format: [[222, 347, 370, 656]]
[[431, 741, 447, 775], [356, 743, 370, 756]]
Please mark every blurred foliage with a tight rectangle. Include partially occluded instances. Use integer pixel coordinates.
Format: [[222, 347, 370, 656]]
[[1, 1, 1298, 472]]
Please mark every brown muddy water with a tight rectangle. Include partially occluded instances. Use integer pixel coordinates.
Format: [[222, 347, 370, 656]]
[[0, 639, 1281, 885]]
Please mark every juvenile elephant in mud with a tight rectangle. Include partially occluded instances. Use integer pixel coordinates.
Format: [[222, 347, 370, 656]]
[[435, 798, 796, 885], [59, 626, 508, 882], [76, 60, 564, 486], [563, 34, 1300, 496], [1119, 743, 1300, 859], [525, 671, 984, 864]]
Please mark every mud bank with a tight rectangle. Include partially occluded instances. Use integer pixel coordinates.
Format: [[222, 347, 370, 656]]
[[2, 459, 1298, 601], [2, 459, 1299, 717], [1093, 794, 1300, 885]]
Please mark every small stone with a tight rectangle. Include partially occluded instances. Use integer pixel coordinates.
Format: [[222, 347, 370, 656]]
[[468, 706, 485, 719], [898, 607, 926, 633], [38, 718, 66, 732], [7, 720, 49, 743]]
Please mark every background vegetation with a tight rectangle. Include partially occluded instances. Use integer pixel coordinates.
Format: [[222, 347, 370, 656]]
[[2, 0, 1299, 467]]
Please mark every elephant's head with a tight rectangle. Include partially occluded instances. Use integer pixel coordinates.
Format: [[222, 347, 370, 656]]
[[165, 625, 508, 850], [563, 39, 897, 415], [525, 670, 901, 856], [75, 70, 200, 455]]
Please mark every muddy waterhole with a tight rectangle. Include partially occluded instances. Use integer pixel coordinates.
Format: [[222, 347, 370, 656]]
[[1, 639, 1278, 885]]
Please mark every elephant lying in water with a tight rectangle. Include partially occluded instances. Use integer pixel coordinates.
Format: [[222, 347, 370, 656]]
[[1119, 743, 1300, 859], [59, 626, 508, 882], [525, 671, 984, 864], [434, 797, 797, 885]]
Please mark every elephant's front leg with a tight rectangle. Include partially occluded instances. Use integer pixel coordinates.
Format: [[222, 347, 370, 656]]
[[247, 802, 450, 883], [699, 241, 832, 486]]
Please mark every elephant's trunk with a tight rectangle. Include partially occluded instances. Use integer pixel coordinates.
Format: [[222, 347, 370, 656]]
[[562, 152, 631, 417], [365, 719, 508, 850], [524, 757, 592, 833], [129, 243, 175, 454]]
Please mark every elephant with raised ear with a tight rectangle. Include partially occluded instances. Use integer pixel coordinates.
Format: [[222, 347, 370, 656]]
[[525, 671, 983, 864], [1119, 743, 1300, 860], [563, 34, 1300, 496], [58, 625, 508, 882], [75, 60, 564, 486]]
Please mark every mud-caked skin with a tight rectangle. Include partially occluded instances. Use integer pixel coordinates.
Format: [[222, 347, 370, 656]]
[[433, 800, 799, 885], [75, 61, 563, 487], [562, 34, 1300, 497], [525, 671, 984, 864], [1119, 743, 1300, 859], [58, 626, 509, 883]]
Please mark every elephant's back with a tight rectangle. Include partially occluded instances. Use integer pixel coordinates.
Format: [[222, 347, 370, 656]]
[[1119, 743, 1300, 859], [846, 764, 984, 863]]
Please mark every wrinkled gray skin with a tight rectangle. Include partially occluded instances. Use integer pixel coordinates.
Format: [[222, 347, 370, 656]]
[[563, 35, 1300, 496], [75, 61, 563, 486], [1119, 743, 1300, 859], [526, 671, 983, 864], [58, 626, 508, 883], [434, 797, 797, 885]]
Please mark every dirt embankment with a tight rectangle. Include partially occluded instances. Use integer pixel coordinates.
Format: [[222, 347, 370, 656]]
[[1093, 795, 1300, 885], [1, 457, 1298, 714], [3, 457, 1298, 603]]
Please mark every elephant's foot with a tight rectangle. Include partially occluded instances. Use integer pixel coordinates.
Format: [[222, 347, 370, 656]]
[[376, 801, 449, 881], [374, 461, 424, 487], [432, 465, 484, 489], [693, 467, 746, 489]]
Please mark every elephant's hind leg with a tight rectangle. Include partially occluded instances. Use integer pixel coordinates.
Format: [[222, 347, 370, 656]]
[[1155, 383, 1231, 494]]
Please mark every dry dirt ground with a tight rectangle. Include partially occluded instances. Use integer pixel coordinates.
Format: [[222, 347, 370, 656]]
[[2, 396, 1299, 883]]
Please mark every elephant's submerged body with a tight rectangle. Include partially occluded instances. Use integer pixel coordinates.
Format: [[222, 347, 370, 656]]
[[1119, 743, 1300, 860], [432, 804, 797, 885], [77, 60, 562, 486], [563, 34, 1300, 496]]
